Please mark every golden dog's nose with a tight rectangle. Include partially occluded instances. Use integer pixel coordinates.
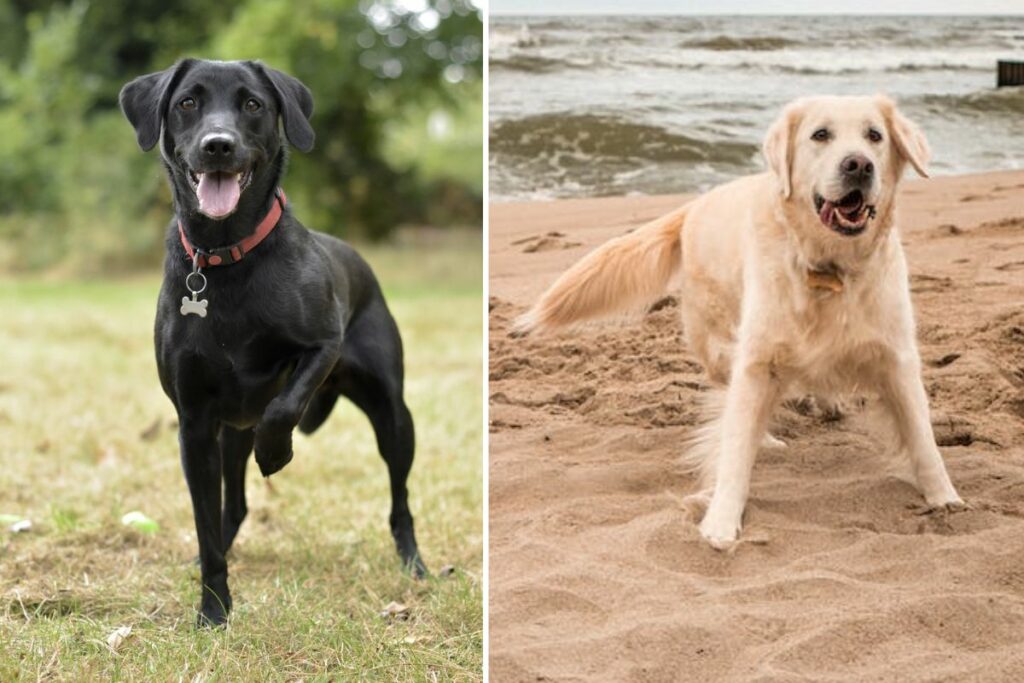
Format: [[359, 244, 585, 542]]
[[840, 153, 874, 179]]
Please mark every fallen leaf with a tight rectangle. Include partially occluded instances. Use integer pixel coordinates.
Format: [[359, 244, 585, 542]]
[[107, 625, 132, 652], [439, 564, 456, 578], [379, 601, 409, 619], [10, 519, 31, 533]]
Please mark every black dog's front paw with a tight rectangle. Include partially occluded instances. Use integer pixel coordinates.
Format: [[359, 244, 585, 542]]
[[254, 424, 293, 477], [196, 601, 230, 628], [196, 584, 232, 628]]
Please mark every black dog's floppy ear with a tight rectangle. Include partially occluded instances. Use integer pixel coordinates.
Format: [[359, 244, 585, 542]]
[[249, 61, 315, 153], [119, 59, 195, 151]]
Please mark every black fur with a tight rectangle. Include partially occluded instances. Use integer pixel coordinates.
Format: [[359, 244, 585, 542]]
[[119, 59, 426, 627]]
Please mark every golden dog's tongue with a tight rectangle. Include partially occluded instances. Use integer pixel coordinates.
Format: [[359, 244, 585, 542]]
[[197, 172, 241, 218], [819, 200, 834, 226]]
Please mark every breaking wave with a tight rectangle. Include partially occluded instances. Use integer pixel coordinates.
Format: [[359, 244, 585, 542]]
[[490, 113, 759, 167], [677, 35, 804, 51]]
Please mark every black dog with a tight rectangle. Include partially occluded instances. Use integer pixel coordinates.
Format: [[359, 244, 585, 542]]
[[119, 59, 426, 627]]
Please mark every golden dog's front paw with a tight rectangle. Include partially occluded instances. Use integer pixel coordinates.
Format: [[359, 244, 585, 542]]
[[913, 498, 969, 516], [699, 515, 741, 551]]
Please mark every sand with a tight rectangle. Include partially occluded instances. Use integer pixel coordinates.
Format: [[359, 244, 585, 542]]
[[488, 171, 1024, 682]]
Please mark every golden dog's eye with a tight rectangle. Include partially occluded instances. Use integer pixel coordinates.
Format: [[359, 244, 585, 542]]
[[867, 128, 883, 143], [244, 98, 262, 113], [179, 97, 196, 110], [811, 128, 830, 142]]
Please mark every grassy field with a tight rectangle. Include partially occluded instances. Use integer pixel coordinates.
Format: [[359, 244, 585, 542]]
[[0, 235, 483, 681]]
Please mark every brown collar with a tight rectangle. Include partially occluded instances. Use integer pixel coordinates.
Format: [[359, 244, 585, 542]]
[[807, 263, 844, 293], [178, 188, 286, 267]]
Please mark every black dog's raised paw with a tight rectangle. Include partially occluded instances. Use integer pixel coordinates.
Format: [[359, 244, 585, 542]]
[[254, 427, 294, 477]]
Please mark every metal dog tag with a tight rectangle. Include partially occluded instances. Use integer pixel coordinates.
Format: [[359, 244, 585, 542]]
[[180, 292, 208, 317], [181, 265, 208, 318]]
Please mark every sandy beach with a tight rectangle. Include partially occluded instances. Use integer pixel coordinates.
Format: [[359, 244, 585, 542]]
[[488, 171, 1024, 682]]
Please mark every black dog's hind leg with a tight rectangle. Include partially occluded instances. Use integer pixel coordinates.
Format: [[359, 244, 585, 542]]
[[221, 426, 254, 555], [179, 416, 232, 627], [339, 301, 427, 577], [380, 399, 426, 577]]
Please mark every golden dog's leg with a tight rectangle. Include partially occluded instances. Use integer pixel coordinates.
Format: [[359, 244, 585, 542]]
[[699, 359, 783, 549], [877, 354, 963, 508]]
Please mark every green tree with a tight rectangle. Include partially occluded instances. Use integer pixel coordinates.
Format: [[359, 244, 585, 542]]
[[213, 0, 483, 238], [0, 0, 482, 272]]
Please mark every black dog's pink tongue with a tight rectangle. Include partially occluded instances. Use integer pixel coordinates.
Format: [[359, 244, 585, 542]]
[[818, 200, 834, 226], [197, 172, 241, 218]]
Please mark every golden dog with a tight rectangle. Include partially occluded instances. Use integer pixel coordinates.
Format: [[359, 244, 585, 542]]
[[517, 95, 964, 549]]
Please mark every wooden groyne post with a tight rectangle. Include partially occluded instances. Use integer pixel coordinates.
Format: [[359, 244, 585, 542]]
[[997, 60, 1024, 87]]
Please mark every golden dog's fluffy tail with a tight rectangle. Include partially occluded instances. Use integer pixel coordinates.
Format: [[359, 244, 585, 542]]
[[514, 204, 689, 334]]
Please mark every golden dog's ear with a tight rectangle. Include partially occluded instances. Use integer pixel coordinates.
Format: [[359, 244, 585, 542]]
[[877, 95, 930, 178], [762, 100, 804, 199]]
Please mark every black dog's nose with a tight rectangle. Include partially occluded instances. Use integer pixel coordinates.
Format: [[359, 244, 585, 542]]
[[840, 154, 874, 179], [201, 133, 236, 159]]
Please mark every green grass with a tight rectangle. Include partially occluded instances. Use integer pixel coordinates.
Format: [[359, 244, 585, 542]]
[[0, 235, 483, 681]]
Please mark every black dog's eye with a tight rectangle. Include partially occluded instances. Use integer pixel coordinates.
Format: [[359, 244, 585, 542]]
[[867, 128, 883, 143], [244, 98, 262, 113], [179, 97, 196, 111], [811, 128, 830, 142]]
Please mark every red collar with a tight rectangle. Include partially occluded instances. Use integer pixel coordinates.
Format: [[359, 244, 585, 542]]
[[178, 188, 287, 267]]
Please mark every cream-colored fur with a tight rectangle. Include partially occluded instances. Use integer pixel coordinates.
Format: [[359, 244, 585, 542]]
[[513, 204, 688, 333], [517, 95, 963, 549]]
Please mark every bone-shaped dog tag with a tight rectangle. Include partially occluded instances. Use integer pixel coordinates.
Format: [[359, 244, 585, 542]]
[[181, 266, 208, 318], [180, 293, 208, 317]]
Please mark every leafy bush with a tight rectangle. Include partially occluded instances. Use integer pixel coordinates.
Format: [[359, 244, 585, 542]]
[[0, 0, 482, 273]]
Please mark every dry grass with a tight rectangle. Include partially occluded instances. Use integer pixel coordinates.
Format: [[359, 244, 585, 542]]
[[0, 235, 483, 681]]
